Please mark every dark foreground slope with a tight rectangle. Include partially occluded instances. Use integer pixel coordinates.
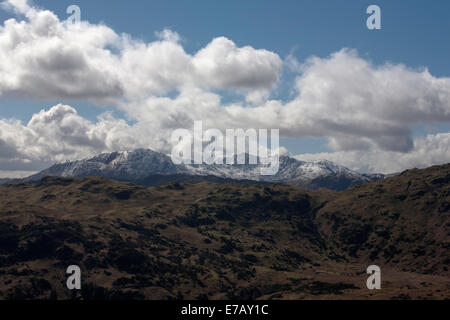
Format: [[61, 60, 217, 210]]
[[0, 164, 448, 300]]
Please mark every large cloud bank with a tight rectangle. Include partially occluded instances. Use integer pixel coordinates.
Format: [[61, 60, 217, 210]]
[[0, 0, 449, 176]]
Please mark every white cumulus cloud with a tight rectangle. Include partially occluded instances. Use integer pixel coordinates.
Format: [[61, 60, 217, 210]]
[[295, 133, 450, 174], [0, 1, 282, 102], [0, 104, 149, 173]]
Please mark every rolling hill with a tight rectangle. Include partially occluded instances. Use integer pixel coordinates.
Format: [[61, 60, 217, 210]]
[[0, 163, 448, 300]]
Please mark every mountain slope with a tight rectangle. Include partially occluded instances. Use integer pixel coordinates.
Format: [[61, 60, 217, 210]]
[[23, 150, 183, 182], [22, 149, 383, 190], [0, 163, 448, 300], [316, 163, 450, 275]]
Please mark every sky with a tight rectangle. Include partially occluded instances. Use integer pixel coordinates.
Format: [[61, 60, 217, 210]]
[[0, 0, 449, 177]]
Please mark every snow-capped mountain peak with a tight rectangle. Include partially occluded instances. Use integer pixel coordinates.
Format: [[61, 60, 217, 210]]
[[22, 149, 383, 190]]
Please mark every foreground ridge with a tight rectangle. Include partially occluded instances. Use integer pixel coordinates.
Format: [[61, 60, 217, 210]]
[[0, 163, 448, 300]]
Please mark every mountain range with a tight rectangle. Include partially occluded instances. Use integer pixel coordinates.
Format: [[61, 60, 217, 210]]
[[17, 149, 385, 191]]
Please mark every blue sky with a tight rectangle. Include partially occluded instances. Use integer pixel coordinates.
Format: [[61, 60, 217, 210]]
[[0, 0, 449, 175], [6, 0, 447, 74]]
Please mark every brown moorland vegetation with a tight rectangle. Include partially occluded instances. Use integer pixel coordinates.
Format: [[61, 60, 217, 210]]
[[0, 164, 448, 300]]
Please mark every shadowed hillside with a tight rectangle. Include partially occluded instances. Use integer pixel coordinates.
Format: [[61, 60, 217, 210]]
[[0, 164, 448, 300]]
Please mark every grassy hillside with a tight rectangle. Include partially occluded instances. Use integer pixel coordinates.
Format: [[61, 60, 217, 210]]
[[316, 164, 450, 275], [0, 164, 448, 300]]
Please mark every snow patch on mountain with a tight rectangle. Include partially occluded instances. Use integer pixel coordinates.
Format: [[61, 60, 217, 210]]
[[22, 149, 384, 190]]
